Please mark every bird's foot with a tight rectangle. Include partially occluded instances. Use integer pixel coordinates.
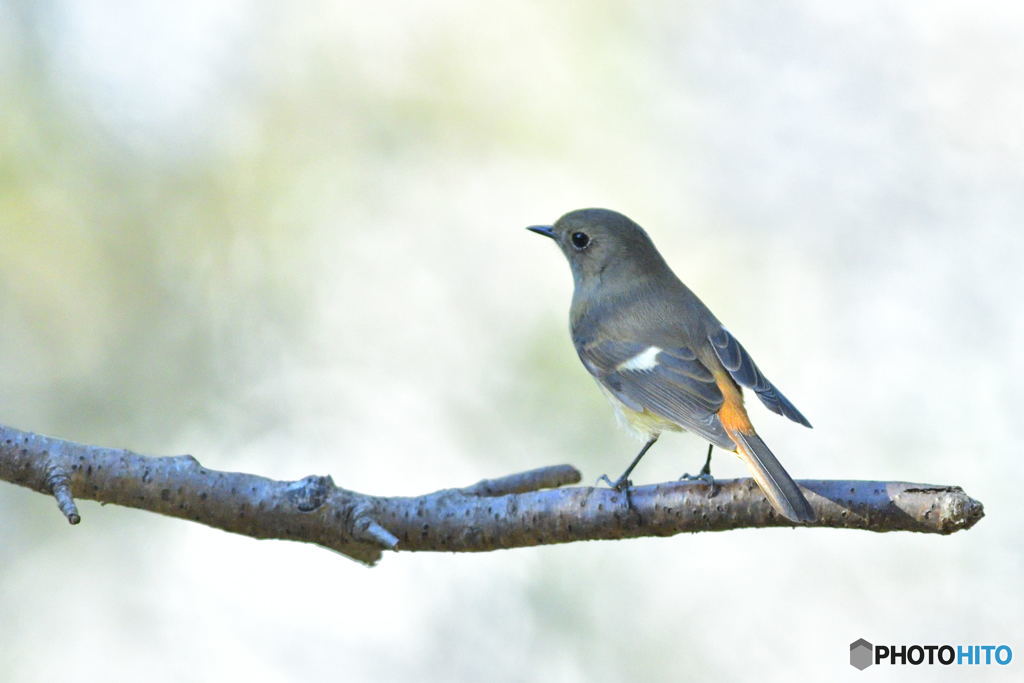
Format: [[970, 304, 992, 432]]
[[680, 444, 718, 497], [597, 474, 635, 509], [679, 470, 719, 498], [596, 473, 631, 491]]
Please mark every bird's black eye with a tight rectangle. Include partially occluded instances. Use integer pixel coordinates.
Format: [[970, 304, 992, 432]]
[[570, 232, 590, 250]]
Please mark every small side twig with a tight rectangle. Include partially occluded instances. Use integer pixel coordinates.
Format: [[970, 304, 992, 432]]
[[44, 463, 80, 525], [351, 501, 400, 549], [460, 464, 581, 497]]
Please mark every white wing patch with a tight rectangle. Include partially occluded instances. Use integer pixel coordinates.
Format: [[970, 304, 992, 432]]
[[616, 345, 662, 372]]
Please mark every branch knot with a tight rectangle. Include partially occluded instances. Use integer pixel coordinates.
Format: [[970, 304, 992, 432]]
[[288, 475, 335, 512]]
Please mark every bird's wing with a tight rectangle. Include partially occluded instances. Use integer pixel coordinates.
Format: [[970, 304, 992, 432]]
[[707, 328, 812, 428], [576, 339, 733, 448]]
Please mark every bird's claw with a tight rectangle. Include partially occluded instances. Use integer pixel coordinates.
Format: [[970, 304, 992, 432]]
[[597, 474, 636, 509], [597, 473, 631, 491], [679, 470, 719, 498]]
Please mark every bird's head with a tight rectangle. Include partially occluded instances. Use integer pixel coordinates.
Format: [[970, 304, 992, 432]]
[[527, 208, 663, 287]]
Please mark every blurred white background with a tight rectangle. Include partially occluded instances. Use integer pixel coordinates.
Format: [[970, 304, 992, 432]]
[[1, 1, 1020, 681]]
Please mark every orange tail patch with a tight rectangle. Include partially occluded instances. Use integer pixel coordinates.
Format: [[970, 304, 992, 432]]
[[714, 370, 755, 440]]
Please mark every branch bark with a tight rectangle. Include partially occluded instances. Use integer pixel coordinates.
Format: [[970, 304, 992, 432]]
[[0, 423, 984, 566]]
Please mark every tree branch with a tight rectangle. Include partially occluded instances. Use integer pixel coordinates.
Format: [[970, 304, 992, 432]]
[[0, 423, 984, 566]]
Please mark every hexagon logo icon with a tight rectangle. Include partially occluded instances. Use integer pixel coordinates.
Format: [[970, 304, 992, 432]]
[[850, 638, 873, 670]]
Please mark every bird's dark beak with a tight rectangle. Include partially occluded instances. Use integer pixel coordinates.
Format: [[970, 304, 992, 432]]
[[526, 225, 556, 239]]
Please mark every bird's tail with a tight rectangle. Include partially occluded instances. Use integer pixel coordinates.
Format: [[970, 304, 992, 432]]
[[731, 430, 815, 523]]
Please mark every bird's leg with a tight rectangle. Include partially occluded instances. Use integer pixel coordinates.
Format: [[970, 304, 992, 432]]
[[598, 435, 658, 491], [699, 443, 713, 478], [680, 444, 718, 497]]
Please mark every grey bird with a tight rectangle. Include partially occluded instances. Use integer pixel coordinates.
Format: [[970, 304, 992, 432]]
[[528, 208, 815, 523]]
